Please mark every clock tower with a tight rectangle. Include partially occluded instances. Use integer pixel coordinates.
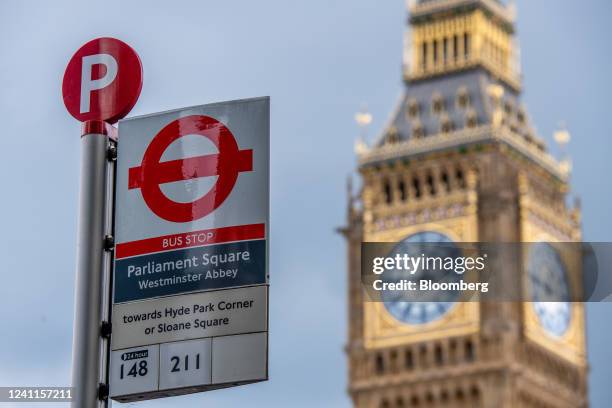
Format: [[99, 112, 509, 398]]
[[342, 0, 588, 407]]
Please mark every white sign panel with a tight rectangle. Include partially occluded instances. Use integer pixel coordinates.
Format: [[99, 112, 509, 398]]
[[112, 286, 267, 350], [110, 98, 269, 401], [110, 345, 159, 398], [159, 338, 212, 390], [110, 334, 268, 402]]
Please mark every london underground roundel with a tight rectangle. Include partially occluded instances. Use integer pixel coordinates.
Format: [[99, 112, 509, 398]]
[[62, 37, 143, 123], [128, 115, 253, 223]]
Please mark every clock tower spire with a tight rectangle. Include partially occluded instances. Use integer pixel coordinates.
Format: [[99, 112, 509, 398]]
[[343, 1, 587, 407], [404, 0, 521, 91]]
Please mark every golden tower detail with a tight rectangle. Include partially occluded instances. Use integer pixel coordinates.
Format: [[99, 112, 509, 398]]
[[342, 1, 588, 407]]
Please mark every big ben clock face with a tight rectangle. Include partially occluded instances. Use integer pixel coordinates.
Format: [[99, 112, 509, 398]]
[[528, 242, 571, 337], [382, 231, 461, 325]]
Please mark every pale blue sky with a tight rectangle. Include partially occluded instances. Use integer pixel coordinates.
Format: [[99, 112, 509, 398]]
[[0, 0, 611, 407]]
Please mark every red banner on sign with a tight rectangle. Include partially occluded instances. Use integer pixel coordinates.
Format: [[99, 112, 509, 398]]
[[115, 223, 265, 259]]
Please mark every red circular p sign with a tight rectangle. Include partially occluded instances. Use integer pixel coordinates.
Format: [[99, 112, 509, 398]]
[[62, 37, 142, 123]]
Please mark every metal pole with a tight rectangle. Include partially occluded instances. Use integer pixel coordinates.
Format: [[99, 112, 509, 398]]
[[71, 122, 114, 408]]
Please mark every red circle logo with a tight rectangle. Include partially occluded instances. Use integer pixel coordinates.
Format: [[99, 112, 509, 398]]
[[62, 37, 142, 123], [128, 115, 253, 223]]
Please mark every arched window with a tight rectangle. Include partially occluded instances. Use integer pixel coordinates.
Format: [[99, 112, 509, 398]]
[[456, 168, 465, 188], [405, 349, 414, 369], [396, 397, 405, 408], [466, 111, 478, 128], [375, 353, 385, 374], [413, 177, 422, 199], [465, 340, 475, 362], [380, 398, 390, 408], [441, 170, 450, 192], [433, 40, 439, 64], [419, 344, 428, 367], [456, 389, 465, 402], [443, 37, 448, 64], [453, 34, 459, 60], [426, 173, 436, 196], [457, 88, 470, 108], [441, 118, 454, 133], [408, 99, 420, 118], [383, 179, 392, 204], [390, 350, 398, 371], [413, 124, 425, 139], [422, 42, 428, 69], [440, 390, 449, 403], [449, 339, 458, 363], [398, 180, 407, 201], [517, 109, 526, 124], [386, 128, 399, 144], [432, 94, 445, 114], [434, 344, 444, 366], [464, 33, 470, 58]]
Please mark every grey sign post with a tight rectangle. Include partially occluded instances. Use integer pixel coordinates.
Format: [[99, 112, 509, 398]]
[[71, 125, 116, 408], [62, 37, 143, 408]]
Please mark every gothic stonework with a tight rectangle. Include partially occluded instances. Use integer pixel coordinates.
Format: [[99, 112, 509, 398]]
[[342, 1, 588, 407]]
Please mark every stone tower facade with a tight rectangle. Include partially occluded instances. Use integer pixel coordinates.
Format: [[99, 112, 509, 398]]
[[342, 1, 588, 407]]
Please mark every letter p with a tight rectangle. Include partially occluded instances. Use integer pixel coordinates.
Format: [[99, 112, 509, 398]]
[[80, 53, 118, 113]]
